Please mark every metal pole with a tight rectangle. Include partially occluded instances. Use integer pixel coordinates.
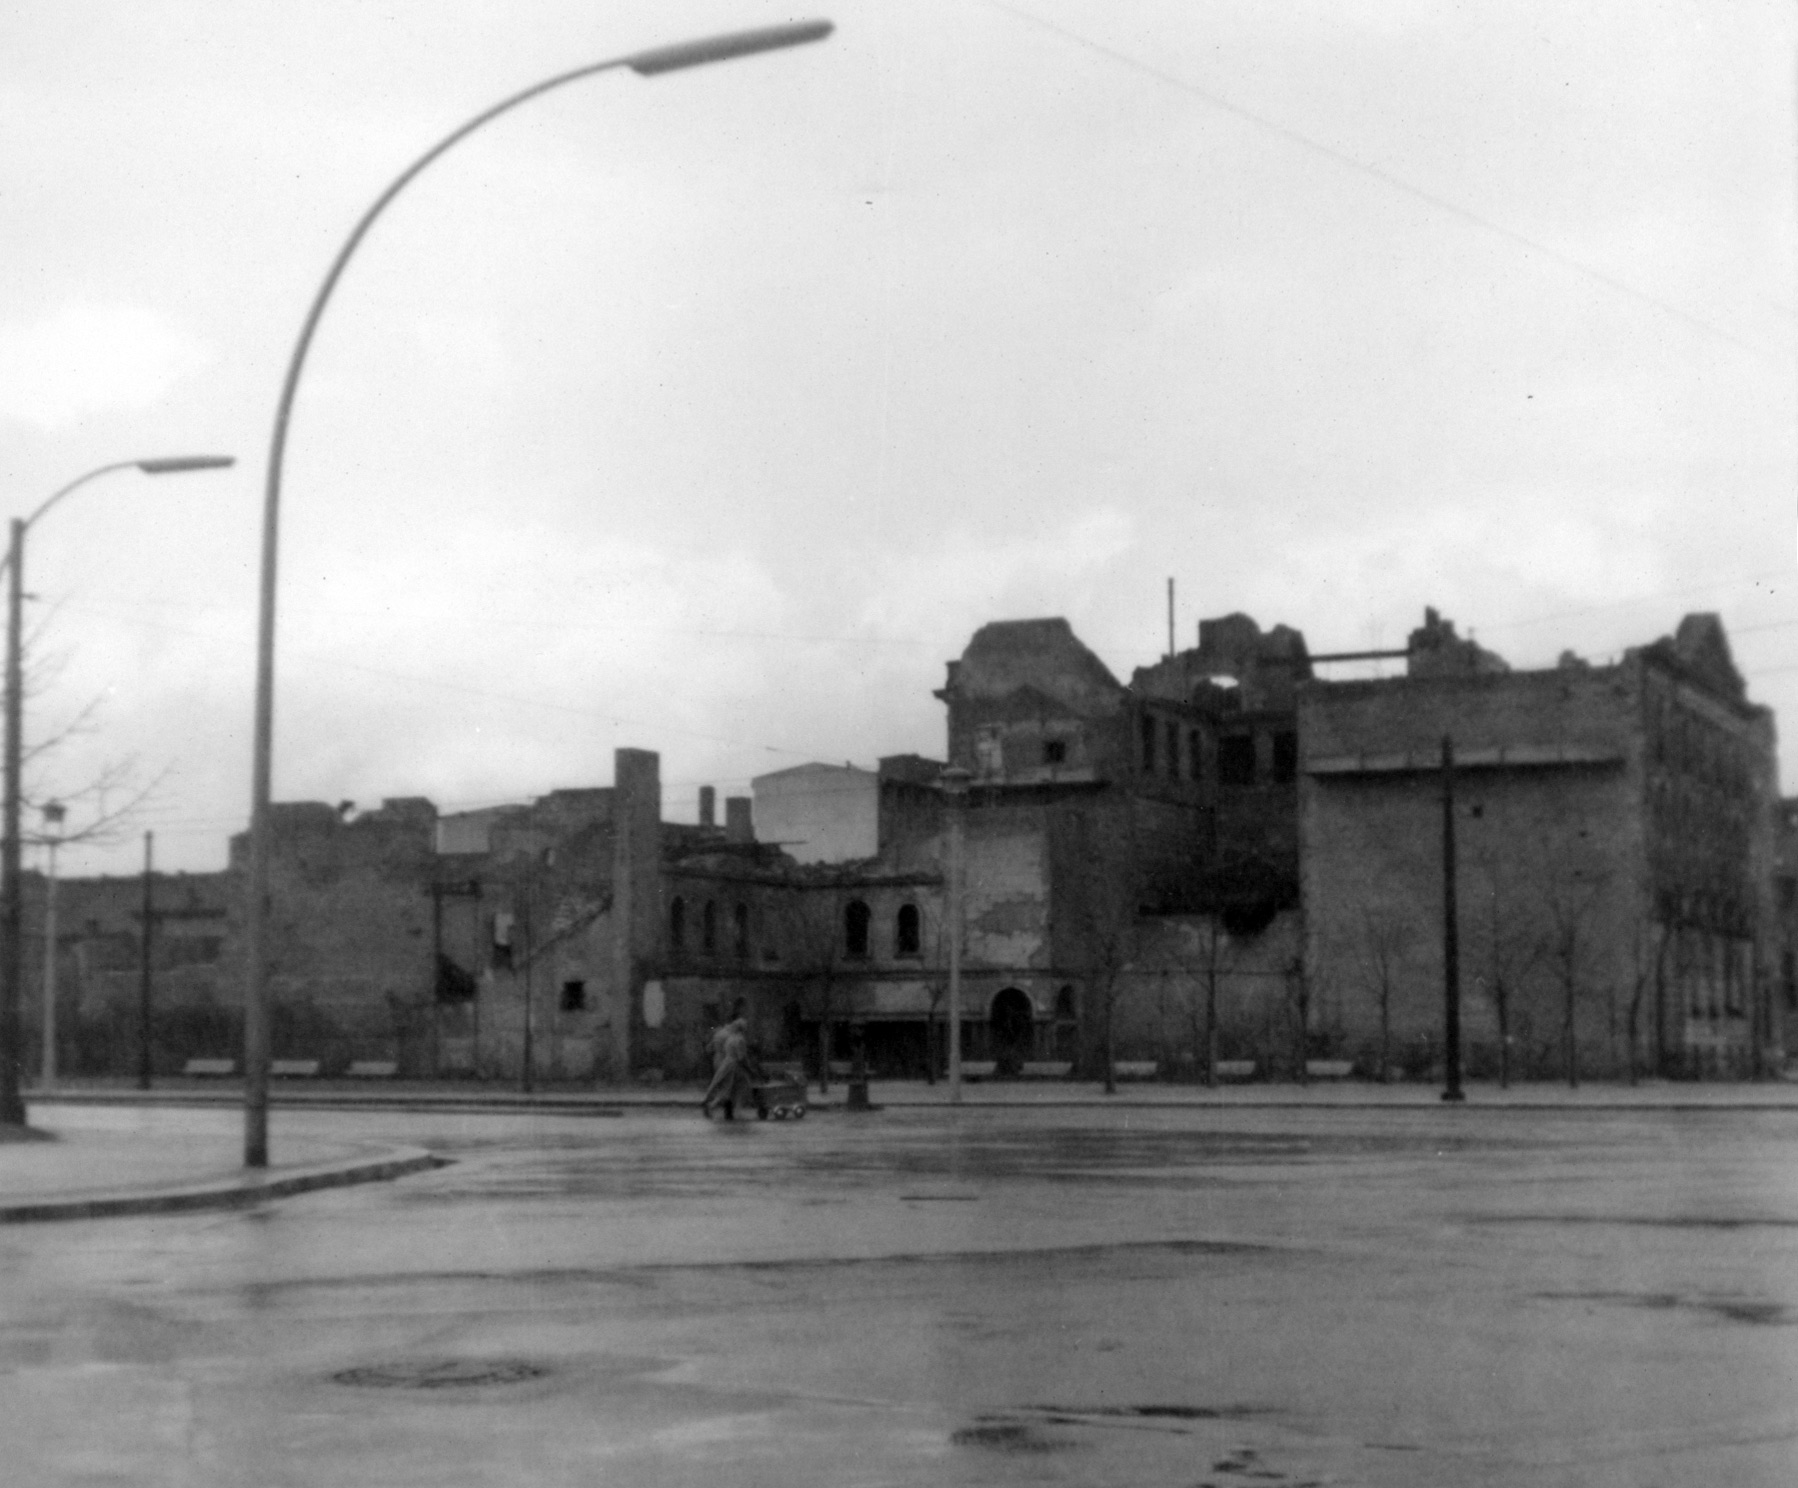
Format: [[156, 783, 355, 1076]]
[[40, 824, 58, 1088], [0, 519, 25, 1125], [138, 832, 154, 1090], [1441, 735, 1465, 1102], [942, 767, 970, 1104], [240, 19, 831, 1169], [520, 880, 533, 1095]]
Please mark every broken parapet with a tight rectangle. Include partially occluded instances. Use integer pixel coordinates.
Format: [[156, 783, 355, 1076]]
[[1406, 607, 1508, 678]]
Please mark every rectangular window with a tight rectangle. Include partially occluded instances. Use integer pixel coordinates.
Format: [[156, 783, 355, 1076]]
[[1218, 734, 1256, 787], [1140, 712, 1157, 773], [1043, 738, 1067, 765], [1165, 719, 1180, 778], [1272, 731, 1298, 783], [560, 979, 587, 1012]]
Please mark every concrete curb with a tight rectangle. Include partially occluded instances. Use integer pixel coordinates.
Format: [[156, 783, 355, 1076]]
[[0, 1146, 448, 1225]]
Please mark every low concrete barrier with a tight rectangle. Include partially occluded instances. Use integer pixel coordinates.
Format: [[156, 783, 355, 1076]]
[[271, 1059, 321, 1078], [1306, 1059, 1354, 1079], [182, 1058, 236, 1077], [1021, 1061, 1073, 1079], [1113, 1061, 1159, 1080], [347, 1060, 398, 1078], [1216, 1060, 1256, 1081]]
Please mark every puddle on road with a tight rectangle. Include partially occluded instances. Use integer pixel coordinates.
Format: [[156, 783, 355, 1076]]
[[951, 1419, 1080, 1454], [1537, 1289, 1790, 1325], [333, 1358, 550, 1389]]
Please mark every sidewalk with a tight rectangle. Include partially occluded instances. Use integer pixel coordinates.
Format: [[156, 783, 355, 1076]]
[[26, 1073, 1798, 1113], [0, 1105, 440, 1223]]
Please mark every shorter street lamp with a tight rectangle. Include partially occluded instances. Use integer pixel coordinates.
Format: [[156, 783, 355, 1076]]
[[0, 455, 235, 1127], [38, 800, 64, 1088]]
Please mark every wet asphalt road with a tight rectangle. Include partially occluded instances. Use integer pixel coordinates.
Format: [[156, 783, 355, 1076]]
[[5, 1101, 1798, 1486]]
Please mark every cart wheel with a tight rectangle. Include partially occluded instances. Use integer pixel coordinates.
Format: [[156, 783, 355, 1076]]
[[792, 1106, 807, 1119]]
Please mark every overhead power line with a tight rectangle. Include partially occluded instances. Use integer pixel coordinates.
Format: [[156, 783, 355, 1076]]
[[987, 1, 1790, 365]]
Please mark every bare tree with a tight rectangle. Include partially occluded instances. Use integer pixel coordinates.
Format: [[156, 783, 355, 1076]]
[[1538, 863, 1611, 1089], [21, 620, 165, 850], [1287, 954, 1313, 1084], [1356, 907, 1409, 1082], [1184, 917, 1230, 1087]]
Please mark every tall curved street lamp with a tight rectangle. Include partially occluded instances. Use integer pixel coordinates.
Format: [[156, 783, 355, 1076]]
[[243, 20, 833, 1166], [0, 454, 236, 1127]]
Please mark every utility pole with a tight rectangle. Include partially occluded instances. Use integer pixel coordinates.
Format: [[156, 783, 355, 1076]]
[[139, 832, 155, 1090], [519, 873, 533, 1095], [39, 801, 64, 1088], [942, 766, 971, 1104], [1441, 737, 1464, 1102]]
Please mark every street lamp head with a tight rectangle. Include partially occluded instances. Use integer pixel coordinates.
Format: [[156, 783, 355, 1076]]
[[135, 456, 236, 476], [627, 19, 832, 76]]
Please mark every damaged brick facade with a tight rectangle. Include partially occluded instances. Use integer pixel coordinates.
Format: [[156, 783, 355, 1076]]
[[1300, 612, 1779, 1081]]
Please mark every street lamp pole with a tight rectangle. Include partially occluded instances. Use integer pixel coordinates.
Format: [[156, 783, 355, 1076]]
[[242, 20, 831, 1166], [0, 455, 235, 1127]]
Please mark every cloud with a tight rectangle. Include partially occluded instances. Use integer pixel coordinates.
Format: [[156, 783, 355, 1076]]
[[0, 301, 213, 430]]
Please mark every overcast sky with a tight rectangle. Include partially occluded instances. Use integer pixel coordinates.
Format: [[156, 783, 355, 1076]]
[[1, 0, 1793, 877]]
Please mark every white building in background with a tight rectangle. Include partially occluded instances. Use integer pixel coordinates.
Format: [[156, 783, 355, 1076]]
[[751, 762, 879, 863]]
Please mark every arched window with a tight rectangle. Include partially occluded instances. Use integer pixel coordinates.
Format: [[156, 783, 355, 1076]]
[[669, 896, 686, 953], [895, 903, 921, 956], [845, 899, 871, 960], [702, 900, 717, 955], [734, 902, 750, 959]]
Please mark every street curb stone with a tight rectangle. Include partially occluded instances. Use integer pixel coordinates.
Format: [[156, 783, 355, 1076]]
[[0, 1146, 448, 1224]]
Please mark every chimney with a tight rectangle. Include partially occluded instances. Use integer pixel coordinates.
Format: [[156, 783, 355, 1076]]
[[724, 796, 754, 843], [698, 785, 716, 828]]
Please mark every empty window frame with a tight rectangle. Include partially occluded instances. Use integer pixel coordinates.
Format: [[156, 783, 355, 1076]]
[[1140, 712, 1157, 773], [560, 979, 587, 1012], [1218, 734, 1256, 786], [1272, 731, 1298, 783], [896, 903, 921, 956], [845, 899, 872, 960], [734, 902, 750, 959], [1043, 738, 1067, 766], [669, 896, 686, 953], [702, 900, 717, 955]]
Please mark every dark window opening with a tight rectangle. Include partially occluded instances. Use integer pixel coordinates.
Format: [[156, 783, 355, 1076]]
[[1189, 730, 1204, 782], [702, 900, 717, 955], [1780, 878, 1796, 912], [1043, 738, 1067, 765], [845, 899, 871, 959], [560, 979, 587, 1012], [669, 896, 686, 953], [734, 902, 750, 959], [1218, 734, 1256, 786], [1165, 720, 1180, 777], [490, 912, 515, 971], [1140, 712, 1157, 773], [896, 903, 921, 956], [1271, 731, 1298, 783], [1783, 951, 1796, 1011]]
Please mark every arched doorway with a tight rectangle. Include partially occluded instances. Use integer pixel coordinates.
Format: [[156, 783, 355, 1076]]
[[990, 987, 1034, 1076]]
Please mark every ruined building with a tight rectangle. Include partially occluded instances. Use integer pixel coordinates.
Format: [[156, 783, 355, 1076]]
[[1300, 612, 1780, 1080]]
